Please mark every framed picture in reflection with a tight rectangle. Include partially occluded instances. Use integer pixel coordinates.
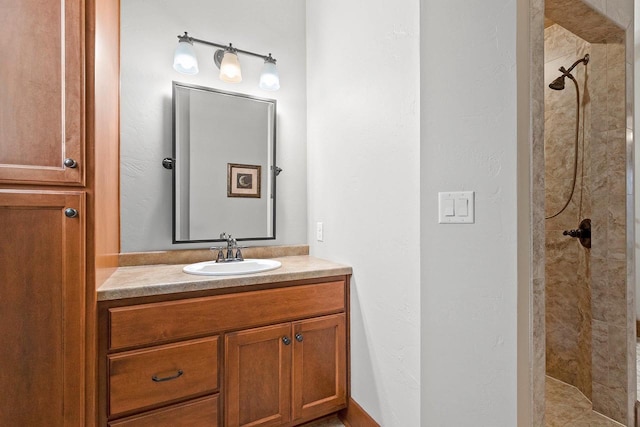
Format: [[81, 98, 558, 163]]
[[227, 163, 261, 198]]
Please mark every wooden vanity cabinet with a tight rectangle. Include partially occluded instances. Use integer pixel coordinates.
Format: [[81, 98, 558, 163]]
[[225, 314, 346, 427], [99, 277, 349, 427]]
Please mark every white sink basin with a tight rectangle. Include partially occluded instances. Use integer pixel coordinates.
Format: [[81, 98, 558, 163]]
[[183, 259, 282, 276]]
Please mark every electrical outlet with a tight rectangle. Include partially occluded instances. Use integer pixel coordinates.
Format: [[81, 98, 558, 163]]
[[316, 222, 324, 241]]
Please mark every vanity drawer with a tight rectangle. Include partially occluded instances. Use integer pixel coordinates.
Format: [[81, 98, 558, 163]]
[[109, 281, 346, 350], [108, 395, 218, 427], [109, 337, 218, 417]]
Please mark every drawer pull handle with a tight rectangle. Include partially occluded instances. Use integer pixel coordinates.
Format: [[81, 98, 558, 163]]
[[295, 333, 304, 342], [282, 336, 291, 345], [152, 369, 184, 382]]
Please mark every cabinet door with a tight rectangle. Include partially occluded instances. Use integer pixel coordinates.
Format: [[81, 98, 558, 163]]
[[0, 190, 85, 426], [0, 0, 84, 185], [225, 323, 292, 427], [292, 314, 347, 421]]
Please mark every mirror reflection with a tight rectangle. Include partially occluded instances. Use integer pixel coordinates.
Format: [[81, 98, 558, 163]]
[[172, 82, 276, 243]]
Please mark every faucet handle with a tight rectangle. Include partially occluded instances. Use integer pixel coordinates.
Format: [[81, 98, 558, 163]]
[[209, 246, 225, 263], [235, 247, 244, 261]]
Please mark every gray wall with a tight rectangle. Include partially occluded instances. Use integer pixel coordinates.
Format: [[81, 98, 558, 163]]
[[120, 0, 307, 252]]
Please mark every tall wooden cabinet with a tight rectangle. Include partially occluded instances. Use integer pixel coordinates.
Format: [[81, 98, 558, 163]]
[[0, 0, 120, 425], [0, 0, 84, 185]]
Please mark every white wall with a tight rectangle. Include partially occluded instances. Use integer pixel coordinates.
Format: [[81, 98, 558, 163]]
[[120, 0, 307, 252], [421, 0, 519, 425], [306, 1, 421, 425]]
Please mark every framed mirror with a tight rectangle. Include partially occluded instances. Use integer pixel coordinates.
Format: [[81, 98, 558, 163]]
[[172, 82, 277, 243]]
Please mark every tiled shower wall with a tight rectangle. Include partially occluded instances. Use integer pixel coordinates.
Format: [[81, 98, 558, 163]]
[[544, 23, 593, 400], [544, 17, 629, 424], [589, 37, 629, 427]]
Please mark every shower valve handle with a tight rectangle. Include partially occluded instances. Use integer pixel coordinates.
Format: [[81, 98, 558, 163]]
[[562, 227, 590, 239], [562, 219, 592, 249], [563, 229, 584, 238]]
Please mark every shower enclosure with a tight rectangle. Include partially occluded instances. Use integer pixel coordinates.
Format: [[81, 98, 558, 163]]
[[543, 10, 632, 425]]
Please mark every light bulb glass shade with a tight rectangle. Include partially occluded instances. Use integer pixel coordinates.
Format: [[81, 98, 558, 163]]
[[173, 40, 199, 75], [259, 60, 280, 91], [219, 51, 242, 83]]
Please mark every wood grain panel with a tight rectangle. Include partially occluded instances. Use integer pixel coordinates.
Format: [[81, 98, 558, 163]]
[[108, 337, 218, 417], [0, 190, 85, 426], [88, 0, 121, 420], [109, 281, 345, 350], [0, 0, 84, 185], [91, 0, 121, 283], [225, 323, 292, 427], [108, 395, 218, 427], [293, 314, 347, 421]]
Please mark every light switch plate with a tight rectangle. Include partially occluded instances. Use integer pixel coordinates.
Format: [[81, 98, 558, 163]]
[[438, 191, 475, 224]]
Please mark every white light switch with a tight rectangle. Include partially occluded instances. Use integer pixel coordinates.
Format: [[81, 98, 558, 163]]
[[438, 191, 475, 224], [443, 199, 455, 216], [455, 198, 468, 216]]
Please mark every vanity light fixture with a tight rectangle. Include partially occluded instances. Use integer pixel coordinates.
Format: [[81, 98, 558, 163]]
[[173, 32, 280, 91], [219, 46, 242, 82], [173, 33, 199, 75], [259, 55, 280, 91]]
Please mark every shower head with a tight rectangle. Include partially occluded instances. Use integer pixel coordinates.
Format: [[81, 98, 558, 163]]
[[549, 75, 566, 90], [548, 54, 589, 91], [549, 66, 573, 91]]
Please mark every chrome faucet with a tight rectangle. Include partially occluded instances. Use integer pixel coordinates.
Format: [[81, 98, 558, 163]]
[[212, 233, 244, 262], [225, 236, 236, 261]]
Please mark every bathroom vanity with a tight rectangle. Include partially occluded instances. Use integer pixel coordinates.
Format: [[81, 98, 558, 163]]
[[97, 255, 351, 427]]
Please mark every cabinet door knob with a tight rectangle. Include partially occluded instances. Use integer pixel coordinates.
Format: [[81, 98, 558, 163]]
[[282, 336, 291, 345], [64, 208, 78, 218], [64, 158, 78, 168], [295, 333, 303, 342], [151, 369, 184, 382]]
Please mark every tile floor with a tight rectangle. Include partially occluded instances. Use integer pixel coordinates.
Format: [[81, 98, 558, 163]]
[[545, 376, 623, 426], [543, 338, 640, 425], [301, 363, 640, 427]]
